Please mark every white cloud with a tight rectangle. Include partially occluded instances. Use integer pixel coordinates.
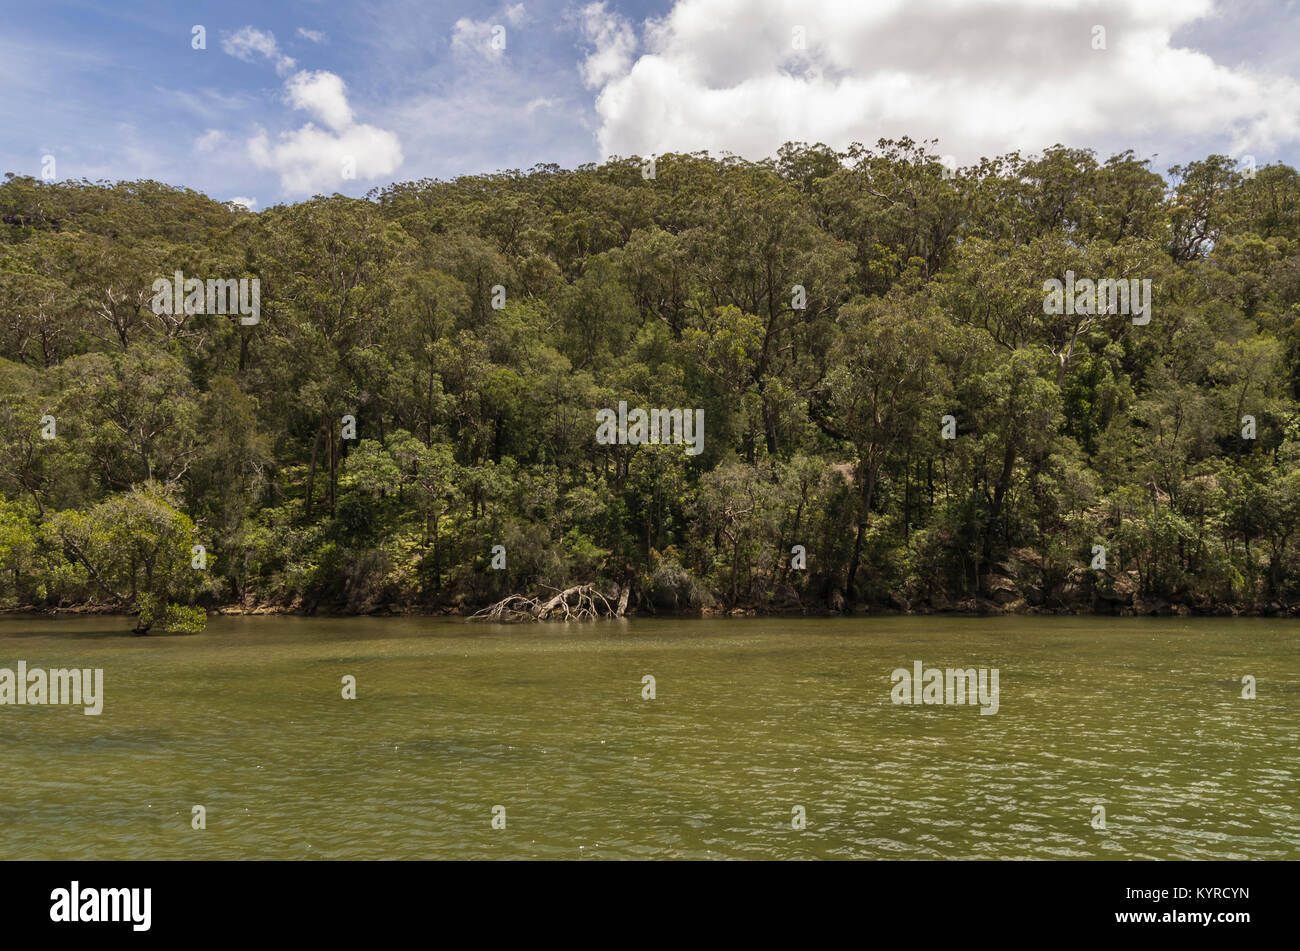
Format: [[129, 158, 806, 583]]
[[452, 6, 524, 61], [586, 0, 1300, 165], [579, 2, 636, 90], [525, 96, 562, 113], [227, 196, 258, 210], [451, 18, 504, 61], [297, 28, 327, 44], [221, 26, 296, 75], [194, 129, 226, 153], [286, 70, 354, 131], [249, 120, 403, 195], [215, 25, 403, 195], [247, 67, 402, 195]]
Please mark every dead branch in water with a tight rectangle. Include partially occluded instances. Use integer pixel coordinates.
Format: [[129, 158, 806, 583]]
[[470, 584, 621, 622]]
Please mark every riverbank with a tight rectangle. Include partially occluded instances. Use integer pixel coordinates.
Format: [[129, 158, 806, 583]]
[[6, 588, 1300, 622]]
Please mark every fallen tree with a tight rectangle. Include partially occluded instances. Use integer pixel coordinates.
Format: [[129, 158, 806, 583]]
[[470, 584, 623, 622]]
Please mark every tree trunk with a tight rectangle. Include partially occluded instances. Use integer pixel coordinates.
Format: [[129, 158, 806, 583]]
[[845, 522, 865, 608], [844, 466, 876, 603], [305, 423, 324, 519]]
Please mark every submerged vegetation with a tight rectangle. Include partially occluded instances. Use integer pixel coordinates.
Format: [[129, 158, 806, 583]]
[[3, 140, 1300, 626]]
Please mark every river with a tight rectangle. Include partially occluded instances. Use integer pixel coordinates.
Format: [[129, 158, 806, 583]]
[[1, 615, 1296, 859]]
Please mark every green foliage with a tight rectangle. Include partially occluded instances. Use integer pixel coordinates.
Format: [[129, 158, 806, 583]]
[[134, 593, 206, 634], [43, 485, 209, 631], [3, 143, 1300, 617]]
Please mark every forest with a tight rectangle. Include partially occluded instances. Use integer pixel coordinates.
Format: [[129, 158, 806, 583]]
[[2, 139, 1300, 630]]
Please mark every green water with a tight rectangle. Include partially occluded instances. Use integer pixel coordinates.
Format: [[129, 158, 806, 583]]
[[1, 615, 1296, 860]]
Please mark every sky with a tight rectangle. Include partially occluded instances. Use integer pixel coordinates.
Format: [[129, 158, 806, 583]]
[[3, 0, 1300, 209]]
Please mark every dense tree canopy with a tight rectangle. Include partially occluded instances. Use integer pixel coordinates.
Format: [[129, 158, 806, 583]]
[[3, 138, 1300, 622]]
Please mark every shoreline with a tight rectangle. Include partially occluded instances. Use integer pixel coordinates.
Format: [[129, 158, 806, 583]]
[[4, 597, 1299, 622]]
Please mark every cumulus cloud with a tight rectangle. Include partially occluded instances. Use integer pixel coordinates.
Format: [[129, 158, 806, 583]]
[[249, 116, 403, 195], [585, 0, 1300, 165], [286, 70, 354, 131], [297, 28, 327, 44], [227, 196, 258, 210], [219, 26, 402, 195], [221, 26, 296, 75], [211, 24, 404, 195], [579, 2, 636, 89]]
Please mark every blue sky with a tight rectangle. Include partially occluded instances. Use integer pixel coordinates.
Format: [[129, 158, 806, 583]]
[[4, 0, 1300, 208]]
